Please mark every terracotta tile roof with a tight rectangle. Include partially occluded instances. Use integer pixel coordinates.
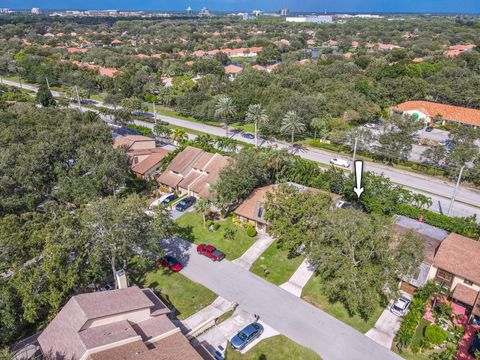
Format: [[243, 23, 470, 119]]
[[433, 233, 480, 284], [192, 152, 215, 170], [132, 150, 170, 176], [99, 67, 119, 78], [453, 284, 478, 306], [178, 170, 203, 190], [412, 57, 425, 63], [224, 64, 243, 74], [67, 47, 88, 53], [252, 64, 267, 71], [392, 101, 480, 127]]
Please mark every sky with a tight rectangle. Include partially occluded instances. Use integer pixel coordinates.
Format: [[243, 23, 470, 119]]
[[0, 0, 479, 14]]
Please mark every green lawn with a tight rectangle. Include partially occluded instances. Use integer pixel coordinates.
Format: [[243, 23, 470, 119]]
[[225, 335, 321, 360], [140, 267, 217, 320], [301, 277, 384, 333], [175, 212, 257, 260], [232, 122, 255, 133], [146, 103, 220, 127], [250, 242, 304, 285], [392, 345, 431, 360]]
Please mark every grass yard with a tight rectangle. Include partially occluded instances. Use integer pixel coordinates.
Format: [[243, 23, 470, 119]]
[[232, 122, 255, 133], [250, 242, 304, 285], [225, 335, 321, 360], [175, 211, 257, 260], [301, 277, 384, 333], [392, 345, 431, 360], [139, 267, 217, 320]]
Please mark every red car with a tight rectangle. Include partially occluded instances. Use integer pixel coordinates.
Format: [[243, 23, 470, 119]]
[[158, 255, 183, 272], [197, 244, 225, 261]]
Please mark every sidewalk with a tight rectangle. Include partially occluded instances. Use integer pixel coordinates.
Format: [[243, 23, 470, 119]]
[[233, 234, 275, 270], [181, 296, 236, 333], [279, 258, 317, 297]]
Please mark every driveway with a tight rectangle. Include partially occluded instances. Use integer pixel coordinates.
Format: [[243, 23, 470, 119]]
[[366, 302, 402, 349], [161, 237, 402, 360]]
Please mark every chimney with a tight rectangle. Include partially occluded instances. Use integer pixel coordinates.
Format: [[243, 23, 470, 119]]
[[115, 269, 128, 289]]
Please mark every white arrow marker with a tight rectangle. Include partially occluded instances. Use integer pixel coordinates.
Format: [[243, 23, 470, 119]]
[[353, 160, 364, 199]]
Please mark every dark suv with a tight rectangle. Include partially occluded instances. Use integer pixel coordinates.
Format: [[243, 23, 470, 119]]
[[175, 196, 196, 212]]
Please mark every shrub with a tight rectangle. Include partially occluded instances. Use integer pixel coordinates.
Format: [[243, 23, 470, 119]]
[[424, 324, 448, 346], [246, 226, 257, 237], [396, 203, 480, 238], [213, 222, 221, 231], [206, 220, 214, 229]]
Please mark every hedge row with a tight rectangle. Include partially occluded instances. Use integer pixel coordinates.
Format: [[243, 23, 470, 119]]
[[396, 203, 480, 239]]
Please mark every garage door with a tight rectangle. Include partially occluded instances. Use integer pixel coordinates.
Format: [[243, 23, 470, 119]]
[[400, 281, 417, 296]]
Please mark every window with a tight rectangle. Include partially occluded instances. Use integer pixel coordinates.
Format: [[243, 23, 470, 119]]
[[436, 269, 454, 285], [464, 279, 473, 286]]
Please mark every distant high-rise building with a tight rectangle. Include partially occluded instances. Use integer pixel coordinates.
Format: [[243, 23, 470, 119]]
[[280, 8, 288, 16], [186, 6, 192, 14], [199, 7, 211, 16], [252, 10, 262, 16], [0, 8, 11, 13], [31, 7, 41, 14]]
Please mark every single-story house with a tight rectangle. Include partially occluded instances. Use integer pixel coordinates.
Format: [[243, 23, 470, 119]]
[[37, 286, 203, 360], [234, 183, 342, 233], [156, 146, 230, 200], [392, 100, 480, 128]]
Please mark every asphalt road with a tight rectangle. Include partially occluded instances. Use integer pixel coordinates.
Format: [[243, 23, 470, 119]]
[[161, 237, 402, 360], [3, 78, 480, 219]]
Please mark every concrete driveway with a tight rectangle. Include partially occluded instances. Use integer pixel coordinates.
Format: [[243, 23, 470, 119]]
[[232, 234, 274, 270], [366, 303, 402, 349], [161, 237, 402, 360]]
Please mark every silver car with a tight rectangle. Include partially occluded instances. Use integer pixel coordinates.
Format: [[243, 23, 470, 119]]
[[390, 297, 411, 316], [230, 323, 264, 350]]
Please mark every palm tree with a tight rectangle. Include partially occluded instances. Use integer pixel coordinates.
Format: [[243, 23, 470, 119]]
[[195, 198, 210, 228], [215, 95, 236, 137], [245, 104, 269, 147], [172, 128, 188, 145], [281, 110, 306, 146]]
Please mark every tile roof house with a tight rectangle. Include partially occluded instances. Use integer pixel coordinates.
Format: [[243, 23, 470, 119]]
[[113, 135, 169, 179], [224, 64, 243, 76], [444, 44, 476, 57], [156, 146, 230, 200], [234, 183, 341, 233], [37, 286, 203, 360], [392, 101, 480, 127]]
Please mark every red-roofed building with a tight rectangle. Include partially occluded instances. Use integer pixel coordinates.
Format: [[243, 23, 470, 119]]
[[224, 64, 243, 76], [392, 101, 480, 127], [67, 47, 88, 54], [99, 67, 119, 78]]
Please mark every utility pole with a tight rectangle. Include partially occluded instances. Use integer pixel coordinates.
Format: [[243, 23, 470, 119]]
[[351, 137, 358, 173], [75, 85, 82, 111], [153, 102, 157, 132], [447, 165, 465, 216], [45, 76, 50, 90]]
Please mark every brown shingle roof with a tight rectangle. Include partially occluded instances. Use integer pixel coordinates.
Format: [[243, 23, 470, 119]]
[[132, 151, 169, 176], [167, 146, 204, 174], [392, 101, 480, 127], [88, 333, 203, 360], [394, 225, 442, 264], [433, 233, 480, 284], [156, 171, 183, 188], [113, 135, 155, 150], [452, 284, 478, 306], [234, 184, 340, 223]]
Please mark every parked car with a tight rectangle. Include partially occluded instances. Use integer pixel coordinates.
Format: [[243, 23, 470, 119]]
[[330, 158, 350, 168], [469, 330, 480, 356], [197, 244, 225, 261], [161, 193, 178, 205], [390, 297, 411, 316], [425, 126, 433, 132], [175, 196, 196, 212], [158, 255, 183, 272], [231, 323, 264, 350], [242, 132, 255, 139]]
